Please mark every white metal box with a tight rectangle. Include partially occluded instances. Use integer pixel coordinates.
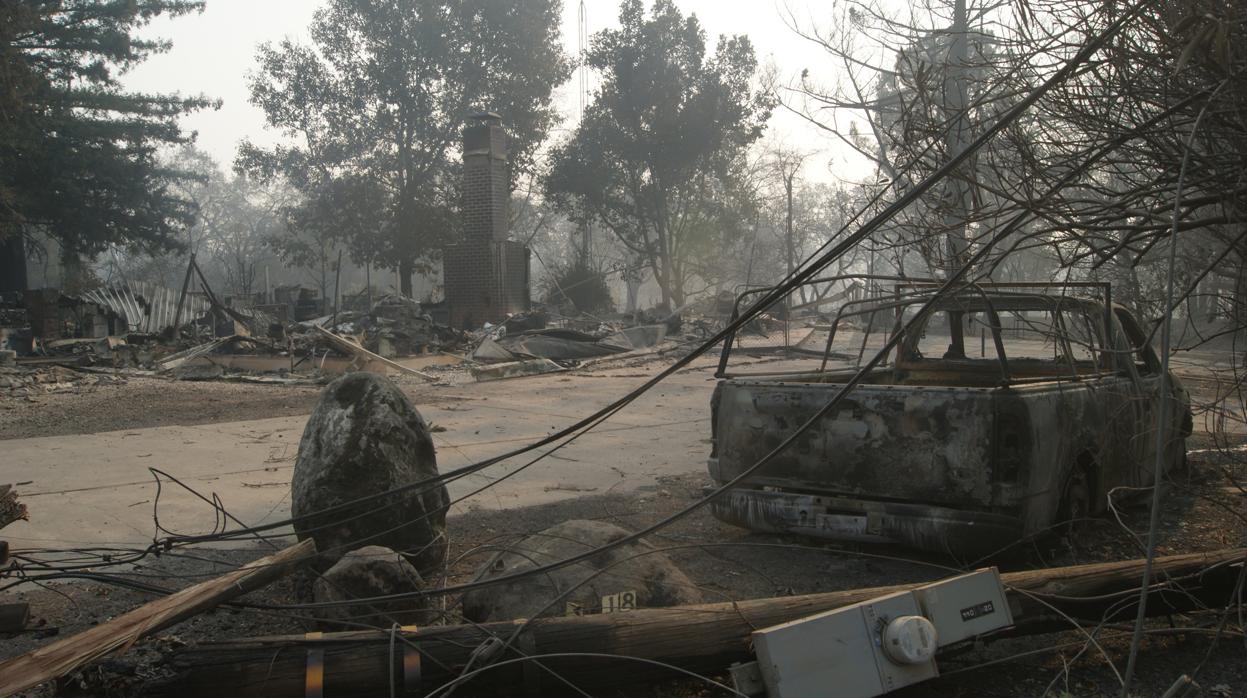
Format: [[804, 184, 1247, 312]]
[[752, 591, 937, 698], [749, 568, 1014, 698], [912, 567, 1013, 646]]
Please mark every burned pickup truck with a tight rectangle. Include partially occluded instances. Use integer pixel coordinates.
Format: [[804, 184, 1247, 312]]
[[707, 281, 1191, 556]]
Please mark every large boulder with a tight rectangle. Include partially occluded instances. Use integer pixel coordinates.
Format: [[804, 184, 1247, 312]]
[[461, 520, 702, 622], [292, 372, 448, 575], [312, 545, 437, 630]]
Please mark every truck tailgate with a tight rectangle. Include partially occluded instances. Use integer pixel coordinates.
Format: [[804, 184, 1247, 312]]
[[711, 381, 996, 507]]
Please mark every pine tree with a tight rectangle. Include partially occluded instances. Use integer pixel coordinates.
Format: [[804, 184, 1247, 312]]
[[0, 0, 215, 288]]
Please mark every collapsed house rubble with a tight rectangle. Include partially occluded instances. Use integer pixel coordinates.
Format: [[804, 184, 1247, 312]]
[[351, 294, 461, 356], [0, 271, 699, 391], [0, 364, 126, 396], [465, 321, 674, 380], [0, 279, 471, 386]]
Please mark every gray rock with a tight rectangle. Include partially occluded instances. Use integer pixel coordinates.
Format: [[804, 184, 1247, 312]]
[[312, 545, 437, 630], [292, 372, 449, 575], [461, 520, 702, 622]]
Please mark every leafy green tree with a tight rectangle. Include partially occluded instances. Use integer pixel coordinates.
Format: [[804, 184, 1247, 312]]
[[544, 0, 771, 308], [239, 0, 571, 296], [0, 0, 215, 289]]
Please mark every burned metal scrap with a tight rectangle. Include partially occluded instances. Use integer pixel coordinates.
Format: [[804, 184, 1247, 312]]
[[79, 282, 213, 335], [492, 328, 628, 360]]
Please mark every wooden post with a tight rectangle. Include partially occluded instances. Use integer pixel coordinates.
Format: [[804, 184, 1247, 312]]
[[332, 249, 343, 326], [0, 539, 316, 696], [150, 548, 1245, 697], [171, 253, 196, 332]]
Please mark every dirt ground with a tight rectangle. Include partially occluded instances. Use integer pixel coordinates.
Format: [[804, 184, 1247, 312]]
[[0, 376, 326, 440], [2, 359, 1246, 697]]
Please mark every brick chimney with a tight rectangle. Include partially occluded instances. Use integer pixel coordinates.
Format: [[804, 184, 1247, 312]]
[[462, 112, 509, 242], [443, 113, 530, 329]]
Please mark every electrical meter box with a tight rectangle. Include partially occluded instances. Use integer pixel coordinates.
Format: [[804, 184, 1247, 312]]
[[752, 591, 937, 698], [749, 568, 1012, 698], [912, 567, 1012, 646]]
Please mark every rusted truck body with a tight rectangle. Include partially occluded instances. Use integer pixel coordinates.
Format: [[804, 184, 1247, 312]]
[[707, 281, 1191, 556]]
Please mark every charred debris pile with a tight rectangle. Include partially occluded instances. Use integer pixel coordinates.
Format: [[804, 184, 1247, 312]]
[[0, 284, 708, 392]]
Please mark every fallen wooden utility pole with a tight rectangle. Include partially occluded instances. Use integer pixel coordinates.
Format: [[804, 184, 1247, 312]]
[[148, 547, 1244, 697], [313, 325, 437, 382], [0, 538, 316, 697]]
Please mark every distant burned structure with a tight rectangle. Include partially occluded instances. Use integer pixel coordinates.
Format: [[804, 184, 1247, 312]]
[[442, 113, 530, 330]]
